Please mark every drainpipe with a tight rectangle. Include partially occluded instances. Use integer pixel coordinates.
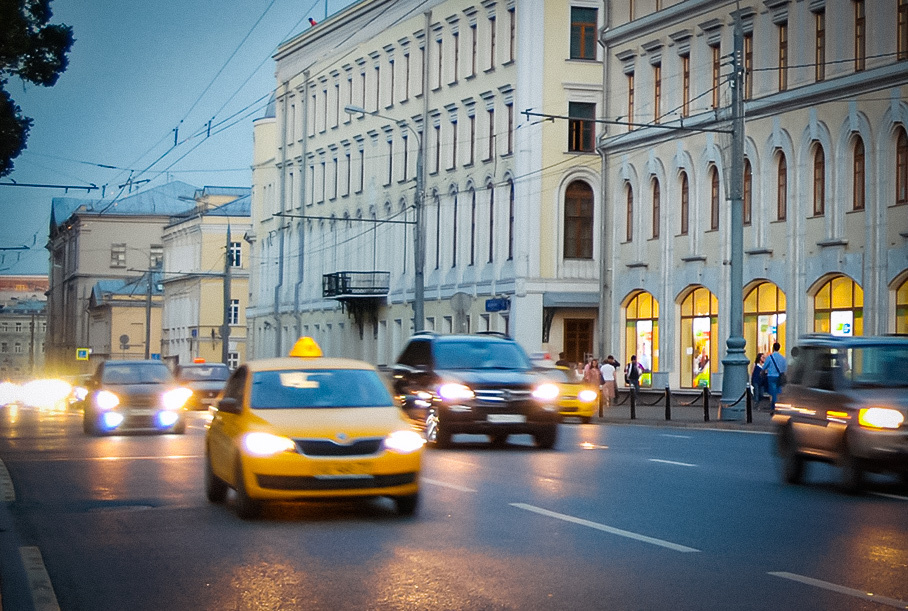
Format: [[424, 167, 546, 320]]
[[274, 81, 289, 356], [597, 2, 612, 360], [295, 72, 311, 341]]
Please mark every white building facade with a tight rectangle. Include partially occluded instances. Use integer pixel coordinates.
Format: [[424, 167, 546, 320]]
[[599, 0, 908, 391], [248, 0, 607, 363]]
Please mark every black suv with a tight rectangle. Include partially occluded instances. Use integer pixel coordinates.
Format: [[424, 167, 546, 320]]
[[391, 332, 561, 448]]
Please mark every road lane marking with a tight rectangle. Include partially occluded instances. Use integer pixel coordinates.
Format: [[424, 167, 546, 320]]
[[14, 455, 204, 462], [0, 458, 15, 501], [871, 492, 908, 501], [422, 478, 476, 493], [20, 546, 60, 611], [649, 458, 697, 467], [660, 434, 692, 439], [510, 503, 700, 553], [769, 572, 908, 609]]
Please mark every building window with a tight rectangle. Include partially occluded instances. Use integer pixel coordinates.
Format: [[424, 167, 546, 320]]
[[229, 299, 240, 325], [13, 343, 21, 354], [488, 182, 495, 263], [434, 194, 441, 270], [711, 45, 721, 108], [468, 114, 475, 165], [570, 7, 597, 60], [853, 137, 865, 211], [627, 73, 635, 131], [624, 290, 659, 388], [744, 282, 787, 361], [568, 102, 595, 152], [15, 322, 21, 333], [710, 166, 720, 231], [450, 118, 458, 169], [508, 7, 516, 63], [0, 343, 6, 354], [486, 108, 495, 161], [900, 0, 908, 61], [814, 275, 863, 336], [564, 181, 594, 259], [813, 146, 826, 217], [743, 158, 753, 225], [680, 172, 689, 235], [229, 242, 242, 267], [778, 22, 788, 91], [506, 102, 514, 154], [777, 154, 788, 220], [897, 127, 908, 205], [489, 14, 496, 70], [653, 63, 661, 124], [469, 189, 477, 265], [110, 243, 127, 268], [815, 10, 826, 82], [854, 0, 866, 72], [150, 244, 164, 269], [680, 286, 718, 388], [651, 179, 660, 239], [508, 179, 515, 260], [228, 352, 239, 369], [681, 54, 690, 116], [626, 184, 634, 243], [385, 138, 393, 185], [452, 33, 459, 82], [452, 192, 458, 267], [470, 23, 478, 77], [433, 124, 441, 173], [744, 32, 753, 100], [896, 277, 908, 333]]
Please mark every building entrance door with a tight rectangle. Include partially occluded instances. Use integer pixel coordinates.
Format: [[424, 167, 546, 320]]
[[563, 318, 594, 365]]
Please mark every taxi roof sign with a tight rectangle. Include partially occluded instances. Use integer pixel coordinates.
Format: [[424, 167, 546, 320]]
[[289, 336, 323, 358]]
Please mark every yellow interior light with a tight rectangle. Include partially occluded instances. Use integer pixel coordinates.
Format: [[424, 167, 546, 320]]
[[288, 336, 323, 358]]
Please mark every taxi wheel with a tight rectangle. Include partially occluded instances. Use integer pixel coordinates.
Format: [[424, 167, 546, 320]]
[[234, 460, 262, 520], [580, 416, 592, 424], [83, 416, 96, 436], [839, 436, 865, 494], [778, 426, 805, 485], [205, 452, 228, 504], [534, 426, 558, 449], [395, 493, 420, 516]]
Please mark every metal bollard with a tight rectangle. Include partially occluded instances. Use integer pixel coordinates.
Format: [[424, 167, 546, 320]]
[[746, 383, 753, 424], [599, 391, 604, 418], [630, 391, 636, 420], [702, 386, 710, 422], [664, 386, 671, 421]]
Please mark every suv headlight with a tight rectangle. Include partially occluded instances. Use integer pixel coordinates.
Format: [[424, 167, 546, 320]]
[[95, 390, 120, 410], [162, 387, 193, 410], [532, 383, 560, 402], [858, 408, 904, 429], [383, 430, 426, 454], [439, 383, 475, 402]]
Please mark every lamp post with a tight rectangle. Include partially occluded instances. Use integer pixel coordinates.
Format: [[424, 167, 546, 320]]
[[344, 104, 425, 332]]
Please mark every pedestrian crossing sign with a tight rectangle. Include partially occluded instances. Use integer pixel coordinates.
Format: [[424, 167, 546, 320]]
[[76, 348, 90, 361]]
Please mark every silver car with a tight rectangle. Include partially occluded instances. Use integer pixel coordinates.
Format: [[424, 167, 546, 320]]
[[773, 334, 908, 492]]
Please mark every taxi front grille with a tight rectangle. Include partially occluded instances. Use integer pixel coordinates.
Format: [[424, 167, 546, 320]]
[[256, 472, 417, 491], [294, 438, 384, 457]]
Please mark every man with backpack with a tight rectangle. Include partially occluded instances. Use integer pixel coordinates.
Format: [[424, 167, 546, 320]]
[[625, 355, 642, 397]]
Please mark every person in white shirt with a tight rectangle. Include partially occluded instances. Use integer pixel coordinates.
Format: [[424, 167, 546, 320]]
[[599, 356, 617, 407]]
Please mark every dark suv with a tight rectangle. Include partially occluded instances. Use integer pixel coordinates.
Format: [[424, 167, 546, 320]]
[[773, 334, 908, 492], [391, 332, 561, 448]]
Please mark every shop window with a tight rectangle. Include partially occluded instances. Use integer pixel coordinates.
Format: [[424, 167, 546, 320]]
[[813, 275, 863, 336], [680, 286, 718, 388], [624, 291, 659, 388], [896, 277, 908, 333], [744, 282, 787, 364]]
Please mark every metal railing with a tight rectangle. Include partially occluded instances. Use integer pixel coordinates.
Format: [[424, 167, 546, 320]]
[[603, 384, 757, 424]]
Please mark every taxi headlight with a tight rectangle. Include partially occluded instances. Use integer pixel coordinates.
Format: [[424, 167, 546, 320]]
[[532, 383, 560, 402], [162, 387, 193, 410], [95, 390, 120, 410], [383, 430, 426, 454], [858, 407, 904, 429], [243, 432, 297, 456], [578, 389, 598, 403], [439, 383, 475, 402]]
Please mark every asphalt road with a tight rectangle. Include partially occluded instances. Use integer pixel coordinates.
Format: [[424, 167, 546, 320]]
[[0, 404, 906, 610]]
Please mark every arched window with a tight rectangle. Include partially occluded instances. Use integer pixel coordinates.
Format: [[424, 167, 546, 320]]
[[709, 166, 719, 230], [744, 282, 787, 362], [624, 291, 659, 388], [777, 153, 788, 220], [853, 137, 865, 211], [743, 158, 753, 225], [652, 179, 660, 239], [452, 192, 459, 267], [487, 181, 495, 263], [897, 277, 908, 333], [813, 145, 825, 216], [469, 188, 477, 265], [680, 286, 718, 388], [564, 180, 594, 259], [434, 192, 442, 269], [508, 179, 515, 260], [626, 184, 634, 243], [897, 127, 908, 205], [680, 172, 689, 235], [814, 275, 863, 336]]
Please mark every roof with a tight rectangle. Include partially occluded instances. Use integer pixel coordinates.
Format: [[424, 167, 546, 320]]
[[51, 181, 199, 230], [90, 273, 163, 305], [193, 186, 251, 199], [0, 300, 46, 314], [206, 193, 251, 217]]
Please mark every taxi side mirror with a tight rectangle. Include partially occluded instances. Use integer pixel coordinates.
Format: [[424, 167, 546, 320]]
[[216, 397, 241, 414]]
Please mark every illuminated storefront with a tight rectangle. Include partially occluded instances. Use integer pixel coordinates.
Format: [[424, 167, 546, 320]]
[[680, 286, 718, 388], [896, 277, 908, 334], [744, 281, 787, 362], [813, 275, 863, 336], [624, 291, 659, 387]]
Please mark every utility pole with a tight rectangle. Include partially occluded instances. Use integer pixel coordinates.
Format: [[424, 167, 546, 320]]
[[221, 224, 232, 365], [144, 264, 153, 359], [720, 14, 750, 418]]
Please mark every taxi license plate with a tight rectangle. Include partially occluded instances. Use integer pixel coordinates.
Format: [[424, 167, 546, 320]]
[[487, 414, 526, 424], [129, 409, 156, 416], [314, 461, 373, 478]]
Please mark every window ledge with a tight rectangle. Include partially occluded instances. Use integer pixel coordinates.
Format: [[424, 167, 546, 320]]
[[745, 248, 773, 255], [817, 238, 848, 248], [626, 261, 649, 268], [681, 254, 706, 262]]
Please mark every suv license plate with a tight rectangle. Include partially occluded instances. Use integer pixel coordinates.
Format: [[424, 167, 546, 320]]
[[487, 414, 526, 424]]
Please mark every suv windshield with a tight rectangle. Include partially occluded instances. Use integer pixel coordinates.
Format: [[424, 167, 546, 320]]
[[846, 345, 908, 388], [433, 339, 532, 370]]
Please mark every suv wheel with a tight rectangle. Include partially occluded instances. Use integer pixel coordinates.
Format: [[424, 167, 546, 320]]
[[840, 435, 864, 494], [534, 426, 558, 450], [778, 426, 805, 484], [425, 411, 451, 448]]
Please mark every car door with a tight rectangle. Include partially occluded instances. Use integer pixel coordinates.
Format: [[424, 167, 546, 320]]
[[207, 366, 248, 482], [393, 339, 435, 424], [790, 347, 844, 456]]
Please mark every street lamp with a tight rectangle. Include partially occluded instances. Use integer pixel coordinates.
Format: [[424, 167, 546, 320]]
[[344, 104, 425, 332]]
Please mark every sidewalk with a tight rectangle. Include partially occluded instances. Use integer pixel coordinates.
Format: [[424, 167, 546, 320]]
[[591, 390, 775, 432]]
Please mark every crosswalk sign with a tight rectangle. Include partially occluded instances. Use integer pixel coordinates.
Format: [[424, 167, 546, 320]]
[[76, 348, 90, 361]]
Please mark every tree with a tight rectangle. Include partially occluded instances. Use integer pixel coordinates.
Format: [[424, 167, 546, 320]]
[[0, 0, 74, 177]]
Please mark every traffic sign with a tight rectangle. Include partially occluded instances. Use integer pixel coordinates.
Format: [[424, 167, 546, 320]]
[[76, 348, 90, 361], [485, 297, 510, 312]]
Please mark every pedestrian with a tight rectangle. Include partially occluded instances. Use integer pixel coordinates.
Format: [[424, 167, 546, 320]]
[[599, 356, 617, 407], [625, 355, 642, 397], [583, 358, 601, 386], [750, 352, 766, 407], [764, 342, 787, 412]]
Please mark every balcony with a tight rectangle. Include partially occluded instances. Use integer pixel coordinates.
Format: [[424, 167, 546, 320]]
[[322, 271, 390, 299]]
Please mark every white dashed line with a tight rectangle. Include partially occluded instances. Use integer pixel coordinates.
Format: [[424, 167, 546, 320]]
[[510, 503, 700, 553], [660, 434, 692, 439], [649, 458, 697, 467], [871, 492, 908, 501], [421, 478, 477, 493], [769, 572, 908, 609], [20, 546, 60, 611]]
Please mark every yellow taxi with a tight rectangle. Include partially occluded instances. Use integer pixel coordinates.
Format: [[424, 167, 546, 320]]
[[542, 367, 599, 424], [205, 337, 425, 519]]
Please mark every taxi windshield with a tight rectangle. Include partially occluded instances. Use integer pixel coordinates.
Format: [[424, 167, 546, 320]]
[[249, 368, 394, 409]]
